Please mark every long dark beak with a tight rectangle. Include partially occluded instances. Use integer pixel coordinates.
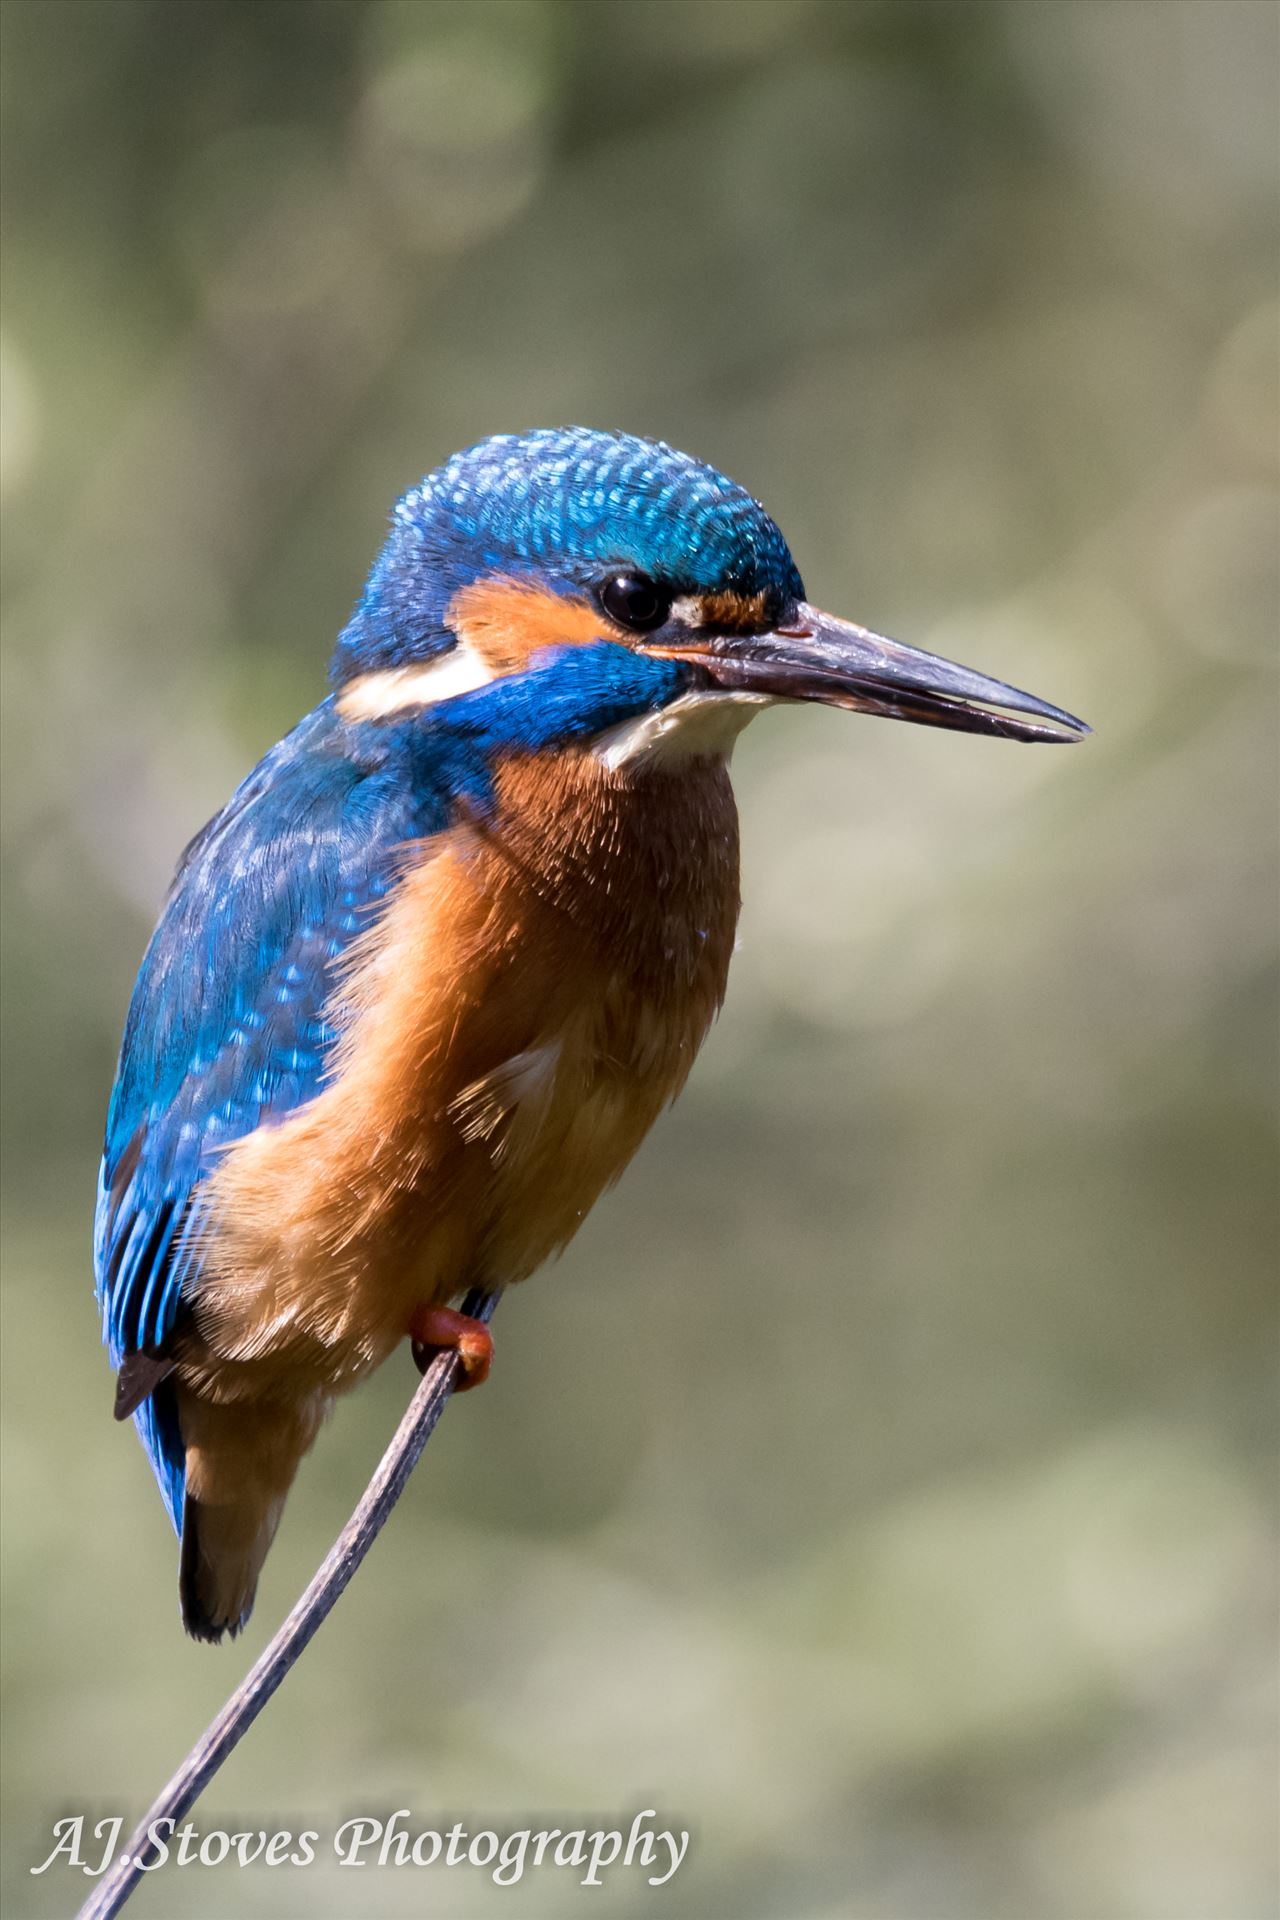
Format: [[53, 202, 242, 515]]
[[661, 602, 1090, 744]]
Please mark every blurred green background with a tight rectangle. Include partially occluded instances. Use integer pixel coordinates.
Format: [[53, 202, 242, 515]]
[[2, 2, 1276, 1916]]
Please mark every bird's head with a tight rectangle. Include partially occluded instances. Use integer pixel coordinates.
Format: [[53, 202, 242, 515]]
[[332, 428, 1088, 760]]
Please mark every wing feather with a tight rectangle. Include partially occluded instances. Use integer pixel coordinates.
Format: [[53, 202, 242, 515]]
[[94, 699, 456, 1523]]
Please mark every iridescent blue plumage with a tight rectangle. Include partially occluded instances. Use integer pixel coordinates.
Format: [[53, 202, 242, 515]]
[[333, 427, 805, 683], [97, 701, 422, 1521]]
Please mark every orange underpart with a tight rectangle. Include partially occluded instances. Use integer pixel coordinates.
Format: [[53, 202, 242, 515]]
[[408, 1304, 494, 1391]]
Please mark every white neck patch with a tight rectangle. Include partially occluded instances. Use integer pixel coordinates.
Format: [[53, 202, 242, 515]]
[[337, 645, 494, 721], [593, 690, 774, 772]]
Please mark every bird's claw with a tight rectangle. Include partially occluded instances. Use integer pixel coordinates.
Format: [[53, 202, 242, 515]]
[[408, 1305, 493, 1391]]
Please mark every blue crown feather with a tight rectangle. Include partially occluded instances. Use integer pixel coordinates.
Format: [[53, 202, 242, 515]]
[[331, 427, 804, 684]]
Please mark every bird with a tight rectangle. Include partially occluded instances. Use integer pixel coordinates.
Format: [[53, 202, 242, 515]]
[[95, 427, 1087, 1641]]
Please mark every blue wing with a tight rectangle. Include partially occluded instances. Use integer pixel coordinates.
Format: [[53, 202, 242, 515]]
[[94, 697, 456, 1526]]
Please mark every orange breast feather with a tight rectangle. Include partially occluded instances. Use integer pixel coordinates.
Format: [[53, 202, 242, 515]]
[[185, 748, 741, 1403]]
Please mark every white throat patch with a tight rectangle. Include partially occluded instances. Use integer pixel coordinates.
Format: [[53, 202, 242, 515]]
[[593, 690, 774, 772]]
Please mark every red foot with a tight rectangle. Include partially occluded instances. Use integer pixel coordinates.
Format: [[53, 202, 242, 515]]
[[408, 1305, 493, 1392]]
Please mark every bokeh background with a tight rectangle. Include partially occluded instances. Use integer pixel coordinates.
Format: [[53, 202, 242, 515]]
[[2, 2, 1276, 1916]]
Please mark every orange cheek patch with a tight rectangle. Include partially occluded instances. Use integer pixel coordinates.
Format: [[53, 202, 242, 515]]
[[446, 577, 606, 673]]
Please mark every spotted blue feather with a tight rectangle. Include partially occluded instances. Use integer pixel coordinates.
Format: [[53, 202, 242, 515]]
[[333, 428, 804, 683]]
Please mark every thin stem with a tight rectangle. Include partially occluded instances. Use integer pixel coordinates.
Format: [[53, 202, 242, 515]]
[[76, 1288, 499, 1920]]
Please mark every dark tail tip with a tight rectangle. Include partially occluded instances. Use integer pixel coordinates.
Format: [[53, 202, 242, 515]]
[[179, 1495, 252, 1644]]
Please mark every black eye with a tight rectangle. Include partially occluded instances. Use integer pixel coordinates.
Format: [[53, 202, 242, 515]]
[[598, 572, 670, 633]]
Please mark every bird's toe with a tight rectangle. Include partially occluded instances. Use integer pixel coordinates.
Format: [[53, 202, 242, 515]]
[[408, 1304, 494, 1391]]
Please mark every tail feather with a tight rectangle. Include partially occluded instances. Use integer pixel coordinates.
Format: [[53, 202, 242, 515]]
[[179, 1488, 283, 1641], [175, 1389, 325, 1642]]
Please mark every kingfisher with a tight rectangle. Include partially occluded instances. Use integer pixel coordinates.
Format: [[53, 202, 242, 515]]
[[95, 428, 1086, 1640]]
